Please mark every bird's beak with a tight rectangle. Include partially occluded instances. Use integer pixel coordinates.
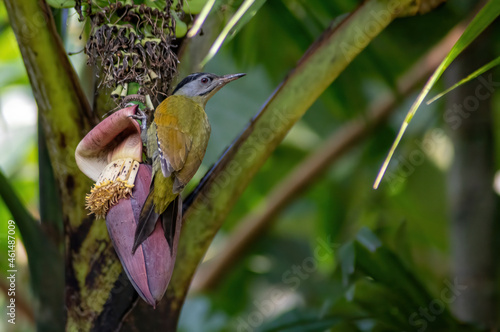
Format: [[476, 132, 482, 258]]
[[220, 73, 246, 84], [203, 73, 246, 103]]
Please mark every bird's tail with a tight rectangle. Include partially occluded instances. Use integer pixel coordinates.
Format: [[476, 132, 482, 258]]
[[162, 195, 182, 254], [132, 185, 160, 254]]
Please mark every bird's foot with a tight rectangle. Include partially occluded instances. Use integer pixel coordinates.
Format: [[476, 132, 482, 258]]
[[128, 107, 149, 149], [128, 106, 148, 132]]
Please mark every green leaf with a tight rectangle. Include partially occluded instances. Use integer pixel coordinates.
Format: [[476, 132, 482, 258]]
[[392, 220, 414, 266], [373, 0, 500, 189], [338, 241, 355, 286], [0, 169, 37, 236], [352, 279, 412, 330], [350, 229, 460, 331], [427, 55, 500, 104], [45, 0, 75, 8], [355, 227, 381, 252], [354, 229, 432, 309], [256, 309, 341, 332]]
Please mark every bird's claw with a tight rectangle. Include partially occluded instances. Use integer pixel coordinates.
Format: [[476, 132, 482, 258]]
[[128, 107, 149, 148], [128, 107, 148, 132]]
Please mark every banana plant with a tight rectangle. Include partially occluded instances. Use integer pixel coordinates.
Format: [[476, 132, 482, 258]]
[[2, 0, 487, 331]]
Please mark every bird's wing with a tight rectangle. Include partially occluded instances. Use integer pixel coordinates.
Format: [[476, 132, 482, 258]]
[[145, 122, 159, 160], [154, 100, 194, 178], [173, 123, 210, 193], [154, 95, 210, 192]]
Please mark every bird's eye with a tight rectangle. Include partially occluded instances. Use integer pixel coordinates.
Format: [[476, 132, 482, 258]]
[[201, 77, 209, 84]]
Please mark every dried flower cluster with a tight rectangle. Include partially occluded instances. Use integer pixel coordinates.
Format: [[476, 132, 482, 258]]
[[75, 0, 185, 101], [85, 158, 139, 218]]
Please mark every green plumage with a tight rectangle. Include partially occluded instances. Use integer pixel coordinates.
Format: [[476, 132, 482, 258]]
[[150, 95, 210, 212]]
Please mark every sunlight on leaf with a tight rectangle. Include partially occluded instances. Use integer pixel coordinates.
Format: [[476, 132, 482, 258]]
[[373, 0, 500, 189], [187, 0, 217, 38], [200, 0, 267, 66], [426, 55, 500, 104]]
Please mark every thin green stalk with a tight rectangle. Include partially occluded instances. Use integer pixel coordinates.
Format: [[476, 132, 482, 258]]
[[427, 55, 500, 104]]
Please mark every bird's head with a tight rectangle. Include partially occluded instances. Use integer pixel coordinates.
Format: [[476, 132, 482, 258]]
[[172, 72, 246, 106]]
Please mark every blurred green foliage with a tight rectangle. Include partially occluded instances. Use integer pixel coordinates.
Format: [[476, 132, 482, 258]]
[[0, 3, 38, 331]]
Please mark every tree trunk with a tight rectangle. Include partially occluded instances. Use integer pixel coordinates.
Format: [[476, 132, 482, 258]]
[[446, 26, 497, 328]]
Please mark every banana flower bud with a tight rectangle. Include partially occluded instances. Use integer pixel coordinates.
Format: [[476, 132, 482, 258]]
[[75, 105, 179, 307]]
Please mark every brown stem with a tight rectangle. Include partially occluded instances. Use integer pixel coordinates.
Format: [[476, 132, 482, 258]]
[[191, 23, 465, 292]]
